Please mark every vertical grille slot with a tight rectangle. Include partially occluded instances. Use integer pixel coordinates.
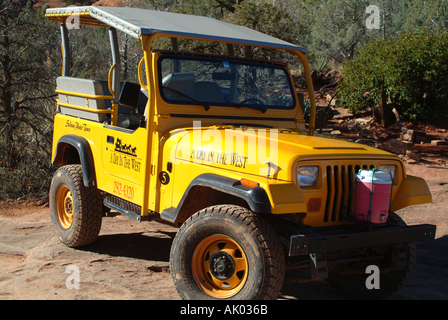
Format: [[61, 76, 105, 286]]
[[332, 166, 341, 222], [339, 166, 347, 221], [324, 163, 376, 223], [346, 165, 355, 218], [324, 166, 333, 222]]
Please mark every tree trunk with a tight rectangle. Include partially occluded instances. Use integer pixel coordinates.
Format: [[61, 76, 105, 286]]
[[378, 85, 393, 128]]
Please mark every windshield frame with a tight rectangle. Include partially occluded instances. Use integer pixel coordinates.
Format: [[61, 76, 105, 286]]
[[157, 52, 297, 111]]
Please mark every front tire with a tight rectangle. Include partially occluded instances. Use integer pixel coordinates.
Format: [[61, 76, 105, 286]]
[[326, 213, 416, 299], [170, 205, 285, 300], [49, 164, 103, 247]]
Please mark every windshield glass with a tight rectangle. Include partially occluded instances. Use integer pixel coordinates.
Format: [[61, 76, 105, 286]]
[[158, 55, 295, 110]]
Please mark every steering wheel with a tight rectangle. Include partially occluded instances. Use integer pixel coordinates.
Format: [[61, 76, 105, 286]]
[[240, 97, 264, 105]]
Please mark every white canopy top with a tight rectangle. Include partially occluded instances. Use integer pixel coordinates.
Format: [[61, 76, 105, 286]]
[[46, 6, 307, 53]]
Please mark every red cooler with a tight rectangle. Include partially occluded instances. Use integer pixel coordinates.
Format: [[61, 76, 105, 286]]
[[353, 170, 393, 224]]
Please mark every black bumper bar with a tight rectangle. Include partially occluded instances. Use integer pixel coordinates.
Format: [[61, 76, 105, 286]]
[[289, 224, 436, 256]]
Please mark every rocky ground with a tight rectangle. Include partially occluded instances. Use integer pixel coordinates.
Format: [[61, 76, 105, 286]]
[[0, 163, 447, 300], [1, 104, 447, 300], [13, 0, 447, 302]]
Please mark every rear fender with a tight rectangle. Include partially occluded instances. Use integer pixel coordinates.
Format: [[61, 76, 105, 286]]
[[52, 134, 95, 187]]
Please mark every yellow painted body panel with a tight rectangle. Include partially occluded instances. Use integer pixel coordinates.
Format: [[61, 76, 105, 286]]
[[48, 13, 432, 228], [45, 8, 437, 301], [156, 123, 430, 227], [391, 175, 432, 212], [52, 105, 432, 227], [52, 114, 149, 207]]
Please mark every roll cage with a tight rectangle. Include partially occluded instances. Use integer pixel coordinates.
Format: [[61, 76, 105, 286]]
[[45, 6, 318, 132]]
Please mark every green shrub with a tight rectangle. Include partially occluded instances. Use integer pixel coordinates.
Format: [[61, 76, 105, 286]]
[[339, 31, 448, 123]]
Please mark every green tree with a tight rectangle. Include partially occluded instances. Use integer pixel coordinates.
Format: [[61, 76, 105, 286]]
[[362, 0, 410, 41], [339, 31, 448, 124], [299, 0, 446, 67], [231, 1, 305, 61], [404, 0, 448, 32], [305, 0, 371, 63], [173, 0, 240, 18], [0, 1, 60, 194]]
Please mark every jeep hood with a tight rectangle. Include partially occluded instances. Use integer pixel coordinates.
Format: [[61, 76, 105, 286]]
[[169, 126, 396, 180]]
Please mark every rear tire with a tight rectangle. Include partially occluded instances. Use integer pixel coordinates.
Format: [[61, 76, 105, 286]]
[[170, 205, 285, 300], [49, 164, 103, 247]]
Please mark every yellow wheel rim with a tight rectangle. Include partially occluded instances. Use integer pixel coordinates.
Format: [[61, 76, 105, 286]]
[[56, 185, 74, 229], [192, 234, 248, 298]]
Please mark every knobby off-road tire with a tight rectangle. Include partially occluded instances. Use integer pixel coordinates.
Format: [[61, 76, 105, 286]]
[[326, 213, 417, 299], [170, 205, 285, 300], [49, 164, 103, 247]]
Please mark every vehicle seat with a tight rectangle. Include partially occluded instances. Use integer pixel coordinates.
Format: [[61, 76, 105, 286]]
[[162, 73, 195, 100], [193, 81, 225, 103], [56, 76, 108, 123], [99, 81, 147, 130]]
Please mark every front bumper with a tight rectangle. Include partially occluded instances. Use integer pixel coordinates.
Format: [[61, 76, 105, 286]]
[[289, 223, 436, 256]]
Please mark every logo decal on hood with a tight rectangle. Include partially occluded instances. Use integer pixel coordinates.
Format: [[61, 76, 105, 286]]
[[190, 147, 248, 169]]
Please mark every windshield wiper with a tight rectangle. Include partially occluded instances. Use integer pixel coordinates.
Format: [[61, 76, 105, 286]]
[[162, 87, 210, 111]]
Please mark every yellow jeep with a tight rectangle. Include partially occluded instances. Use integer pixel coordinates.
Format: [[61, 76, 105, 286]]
[[46, 6, 435, 300]]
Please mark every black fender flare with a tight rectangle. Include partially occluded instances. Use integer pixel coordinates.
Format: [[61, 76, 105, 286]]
[[52, 134, 96, 187], [160, 173, 271, 222]]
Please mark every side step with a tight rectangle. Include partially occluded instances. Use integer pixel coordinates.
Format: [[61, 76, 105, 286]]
[[103, 195, 151, 223]]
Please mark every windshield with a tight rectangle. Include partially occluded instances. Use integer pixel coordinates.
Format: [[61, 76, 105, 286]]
[[158, 54, 295, 111]]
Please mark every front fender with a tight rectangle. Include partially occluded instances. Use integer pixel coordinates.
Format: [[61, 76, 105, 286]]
[[160, 173, 271, 222], [391, 175, 432, 212]]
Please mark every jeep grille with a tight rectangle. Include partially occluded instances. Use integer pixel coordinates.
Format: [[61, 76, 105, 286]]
[[324, 164, 376, 223]]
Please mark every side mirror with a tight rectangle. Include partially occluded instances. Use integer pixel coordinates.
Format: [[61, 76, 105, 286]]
[[119, 82, 141, 110]]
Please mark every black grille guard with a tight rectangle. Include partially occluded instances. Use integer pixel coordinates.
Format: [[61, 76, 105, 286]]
[[289, 223, 436, 256]]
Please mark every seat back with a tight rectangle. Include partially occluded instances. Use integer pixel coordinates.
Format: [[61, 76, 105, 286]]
[[194, 81, 225, 103], [162, 73, 196, 100], [56, 76, 108, 122]]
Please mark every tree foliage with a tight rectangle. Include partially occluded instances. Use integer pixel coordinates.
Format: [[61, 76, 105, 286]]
[[300, 0, 447, 68], [404, 0, 448, 32], [0, 1, 61, 195], [306, 0, 370, 63], [230, 1, 304, 63], [338, 30, 448, 123], [1, 0, 448, 195]]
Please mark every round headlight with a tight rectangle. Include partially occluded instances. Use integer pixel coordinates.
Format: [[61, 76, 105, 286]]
[[298, 166, 319, 187]]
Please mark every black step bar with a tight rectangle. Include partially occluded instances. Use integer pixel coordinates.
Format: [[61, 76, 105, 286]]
[[104, 196, 150, 223]]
